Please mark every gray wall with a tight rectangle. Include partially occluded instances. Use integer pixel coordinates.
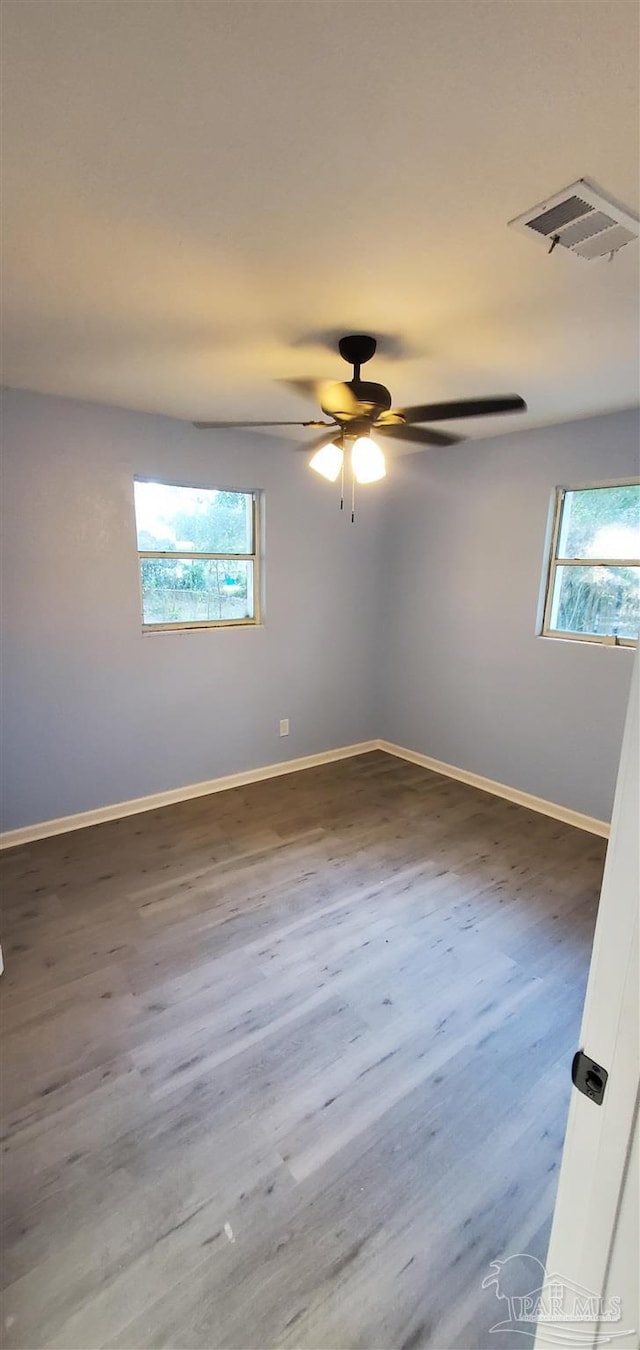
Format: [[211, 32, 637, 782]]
[[0, 388, 382, 831], [377, 409, 639, 822], [1, 391, 637, 832]]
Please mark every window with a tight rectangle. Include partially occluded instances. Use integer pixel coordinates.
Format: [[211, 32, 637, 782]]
[[133, 479, 260, 631], [542, 482, 639, 646]]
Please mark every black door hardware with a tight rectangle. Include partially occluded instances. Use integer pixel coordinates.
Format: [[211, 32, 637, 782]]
[[571, 1050, 608, 1105]]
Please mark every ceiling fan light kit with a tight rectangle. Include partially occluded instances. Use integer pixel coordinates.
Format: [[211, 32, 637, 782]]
[[194, 334, 527, 519], [310, 434, 387, 486], [309, 440, 343, 482], [351, 436, 386, 484]]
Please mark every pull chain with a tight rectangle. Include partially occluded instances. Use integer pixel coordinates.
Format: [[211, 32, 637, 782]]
[[351, 468, 356, 523], [340, 452, 344, 511]]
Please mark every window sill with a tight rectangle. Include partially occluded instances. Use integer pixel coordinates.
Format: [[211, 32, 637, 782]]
[[537, 632, 637, 649], [142, 621, 263, 636]]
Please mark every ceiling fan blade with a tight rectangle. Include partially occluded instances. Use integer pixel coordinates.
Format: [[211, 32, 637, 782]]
[[281, 377, 363, 419], [293, 431, 341, 454], [375, 424, 463, 447], [279, 378, 333, 405], [320, 381, 363, 418], [193, 419, 334, 429], [394, 395, 527, 424]]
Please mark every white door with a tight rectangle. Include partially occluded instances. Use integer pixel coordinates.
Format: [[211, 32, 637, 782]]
[[534, 656, 639, 1349]]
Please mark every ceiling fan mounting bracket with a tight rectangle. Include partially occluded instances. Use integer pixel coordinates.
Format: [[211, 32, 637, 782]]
[[338, 334, 377, 375]]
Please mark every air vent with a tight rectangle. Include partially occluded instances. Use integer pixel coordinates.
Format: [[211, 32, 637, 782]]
[[509, 179, 638, 260]]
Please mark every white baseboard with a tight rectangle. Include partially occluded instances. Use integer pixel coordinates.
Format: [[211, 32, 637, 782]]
[[0, 741, 378, 850], [377, 740, 610, 838], [0, 736, 609, 849]]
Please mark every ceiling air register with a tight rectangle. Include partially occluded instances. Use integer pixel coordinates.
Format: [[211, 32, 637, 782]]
[[509, 179, 638, 260]]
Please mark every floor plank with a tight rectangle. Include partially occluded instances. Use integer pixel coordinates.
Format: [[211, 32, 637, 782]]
[[0, 752, 605, 1349]]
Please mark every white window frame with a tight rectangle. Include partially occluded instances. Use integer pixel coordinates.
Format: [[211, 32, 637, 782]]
[[135, 477, 262, 633], [541, 478, 639, 648]]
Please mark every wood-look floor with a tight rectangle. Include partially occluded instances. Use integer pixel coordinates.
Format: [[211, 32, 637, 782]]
[[0, 752, 605, 1350]]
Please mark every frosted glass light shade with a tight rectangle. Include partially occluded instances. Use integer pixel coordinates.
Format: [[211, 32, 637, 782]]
[[309, 442, 344, 481], [352, 436, 386, 483]]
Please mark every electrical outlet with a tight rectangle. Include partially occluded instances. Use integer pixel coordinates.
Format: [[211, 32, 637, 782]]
[[279, 719, 290, 737]]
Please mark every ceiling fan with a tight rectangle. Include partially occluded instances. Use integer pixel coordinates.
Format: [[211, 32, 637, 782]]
[[194, 335, 526, 517]]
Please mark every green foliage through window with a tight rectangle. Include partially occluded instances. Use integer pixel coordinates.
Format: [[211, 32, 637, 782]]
[[545, 484, 639, 644], [134, 480, 258, 628]]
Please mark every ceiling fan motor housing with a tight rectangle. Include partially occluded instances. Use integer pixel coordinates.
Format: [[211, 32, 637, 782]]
[[321, 380, 392, 425]]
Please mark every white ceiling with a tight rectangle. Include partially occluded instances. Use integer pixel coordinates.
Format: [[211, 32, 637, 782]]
[[2, 0, 639, 446]]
